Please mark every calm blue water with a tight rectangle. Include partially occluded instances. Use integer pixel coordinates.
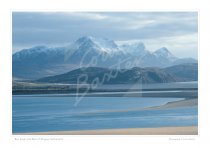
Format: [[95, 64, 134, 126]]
[[12, 96, 198, 133]]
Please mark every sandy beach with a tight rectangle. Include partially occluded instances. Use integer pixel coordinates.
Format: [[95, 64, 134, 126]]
[[15, 126, 197, 135]]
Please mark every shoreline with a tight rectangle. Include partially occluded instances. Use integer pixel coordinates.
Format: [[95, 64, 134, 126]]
[[12, 81, 198, 96], [13, 90, 198, 98], [14, 126, 198, 135]]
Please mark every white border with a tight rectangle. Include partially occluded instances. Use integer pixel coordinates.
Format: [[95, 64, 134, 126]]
[[1, 0, 210, 147]]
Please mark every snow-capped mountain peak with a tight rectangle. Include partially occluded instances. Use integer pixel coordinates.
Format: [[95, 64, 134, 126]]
[[13, 46, 48, 59], [72, 36, 120, 54], [120, 42, 148, 56], [21, 46, 48, 53], [75, 36, 94, 44], [153, 47, 177, 61]]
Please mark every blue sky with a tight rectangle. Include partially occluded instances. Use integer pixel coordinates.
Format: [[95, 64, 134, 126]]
[[12, 12, 198, 58]]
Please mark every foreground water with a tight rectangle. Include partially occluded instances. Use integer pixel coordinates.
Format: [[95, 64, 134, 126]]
[[12, 95, 198, 133]]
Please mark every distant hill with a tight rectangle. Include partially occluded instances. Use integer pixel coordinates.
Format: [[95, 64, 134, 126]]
[[164, 63, 198, 81], [37, 63, 198, 84]]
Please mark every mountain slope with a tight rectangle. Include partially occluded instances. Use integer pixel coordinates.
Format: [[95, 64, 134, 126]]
[[36, 66, 176, 84], [12, 46, 69, 79], [164, 63, 198, 81]]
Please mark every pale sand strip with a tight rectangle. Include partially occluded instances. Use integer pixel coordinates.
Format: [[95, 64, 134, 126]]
[[15, 126, 197, 135], [148, 98, 198, 110]]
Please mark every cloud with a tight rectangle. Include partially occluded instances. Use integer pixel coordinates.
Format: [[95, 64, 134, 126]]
[[142, 33, 198, 59], [12, 12, 198, 58], [62, 12, 109, 20]]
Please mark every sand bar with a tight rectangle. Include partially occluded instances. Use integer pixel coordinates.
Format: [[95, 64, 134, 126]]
[[15, 126, 197, 135]]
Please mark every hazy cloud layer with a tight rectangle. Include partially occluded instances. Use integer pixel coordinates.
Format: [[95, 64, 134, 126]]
[[12, 12, 198, 58]]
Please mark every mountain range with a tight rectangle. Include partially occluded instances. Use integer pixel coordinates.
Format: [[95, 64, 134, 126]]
[[13, 36, 197, 80], [37, 63, 198, 84]]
